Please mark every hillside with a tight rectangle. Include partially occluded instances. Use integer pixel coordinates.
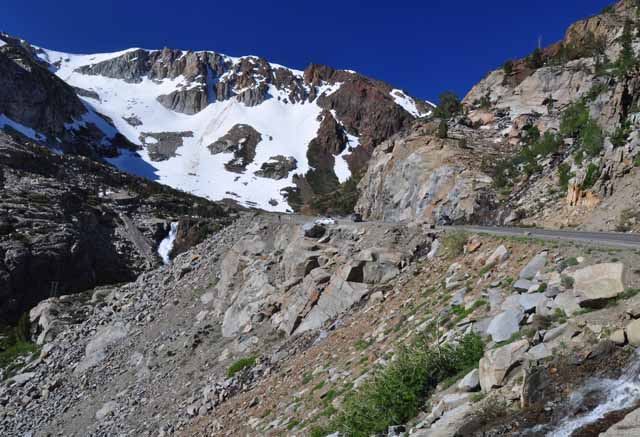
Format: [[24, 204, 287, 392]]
[[357, 0, 640, 232]]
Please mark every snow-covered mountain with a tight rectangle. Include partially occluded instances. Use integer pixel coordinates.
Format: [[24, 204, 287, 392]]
[[0, 33, 432, 211]]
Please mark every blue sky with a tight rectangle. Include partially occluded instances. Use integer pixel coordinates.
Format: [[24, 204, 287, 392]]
[[2, 0, 611, 102]]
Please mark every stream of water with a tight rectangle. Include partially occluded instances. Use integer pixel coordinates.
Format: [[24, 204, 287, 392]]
[[158, 222, 178, 265]]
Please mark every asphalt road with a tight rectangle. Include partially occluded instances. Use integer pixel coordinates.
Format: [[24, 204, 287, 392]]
[[263, 212, 640, 250], [449, 225, 640, 250]]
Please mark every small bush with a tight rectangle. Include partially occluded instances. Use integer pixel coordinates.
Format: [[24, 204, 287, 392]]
[[526, 48, 544, 69], [226, 356, 256, 378], [561, 275, 575, 289], [442, 231, 468, 258], [581, 120, 604, 157], [434, 91, 461, 119], [611, 121, 632, 147], [503, 60, 514, 75], [560, 101, 590, 138], [581, 163, 601, 190], [437, 119, 448, 139], [329, 333, 484, 436], [558, 163, 574, 190]]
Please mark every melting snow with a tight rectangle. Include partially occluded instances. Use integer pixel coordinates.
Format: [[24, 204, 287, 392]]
[[390, 89, 431, 118]]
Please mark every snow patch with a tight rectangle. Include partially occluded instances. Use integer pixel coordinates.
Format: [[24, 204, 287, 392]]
[[390, 89, 431, 117], [0, 114, 47, 142]]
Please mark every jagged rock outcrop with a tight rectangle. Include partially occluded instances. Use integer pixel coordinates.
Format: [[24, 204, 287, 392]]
[[356, 120, 496, 224], [254, 155, 297, 180], [0, 131, 231, 324], [140, 131, 194, 161], [208, 124, 262, 173]]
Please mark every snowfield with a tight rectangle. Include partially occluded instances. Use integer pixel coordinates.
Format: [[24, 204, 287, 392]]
[[27, 45, 426, 211]]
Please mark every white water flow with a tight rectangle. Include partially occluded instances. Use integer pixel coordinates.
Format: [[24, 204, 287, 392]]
[[546, 352, 640, 436], [158, 222, 178, 265]]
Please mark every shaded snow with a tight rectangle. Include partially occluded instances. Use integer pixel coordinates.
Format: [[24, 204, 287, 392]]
[[0, 113, 47, 142]]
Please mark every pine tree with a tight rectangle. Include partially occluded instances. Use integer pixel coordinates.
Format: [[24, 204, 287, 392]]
[[616, 20, 636, 75]]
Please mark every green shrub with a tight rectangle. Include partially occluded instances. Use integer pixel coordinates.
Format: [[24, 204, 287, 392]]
[[558, 163, 574, 190], [581, 120, 604, 157], [560, 101, 590, 138], [434, 91, 461, 119], [581, 163, 601, 189], [611, 121, 632, 147], [437, 119, 448, 139], [330, 333, 484, 436], [503, 60, 514, 75], [526, 48, 544, 69], [615, 20, 637, 75], [226, 356, 256, 378], [584, 83, 608, 102], [561, 275, 575, 289]]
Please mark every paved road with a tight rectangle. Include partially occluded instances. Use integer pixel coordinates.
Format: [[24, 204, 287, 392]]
[[449, 225, 640, 250], [262, 212, 640, 250]]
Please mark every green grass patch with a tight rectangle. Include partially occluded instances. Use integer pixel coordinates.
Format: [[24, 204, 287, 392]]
[[442, 231, 468, 258], [226, 356, 256, 378]]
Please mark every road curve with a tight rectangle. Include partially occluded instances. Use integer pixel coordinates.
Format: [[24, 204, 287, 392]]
[[451, 225, 640, 250]]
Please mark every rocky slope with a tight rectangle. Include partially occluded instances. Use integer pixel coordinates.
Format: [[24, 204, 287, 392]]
[[5, 213, 640, 436], [357, 0, 640, 231], [0, 129, 231, 325], [0, 33, 432, 213]]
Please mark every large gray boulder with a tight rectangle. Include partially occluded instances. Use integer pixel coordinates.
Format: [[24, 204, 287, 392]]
[[485, 245, 509, 267], [479, 339, 529, 391], [519, 252, 547, 280], [487, 308, 523, 343], [570, 263, 625, 302], [626, 319, 640, 347]]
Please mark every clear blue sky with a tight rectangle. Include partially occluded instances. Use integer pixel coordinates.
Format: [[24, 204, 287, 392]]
[[2, 0, 611, 102]]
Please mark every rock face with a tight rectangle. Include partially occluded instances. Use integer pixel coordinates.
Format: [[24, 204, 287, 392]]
[[0, 37, 133, 158], [140, 131, 194, 161], [208, 124, 262, 173], [356, 120, 496, 224], [479, 339, 529, 391], [254, 155, 298, 180], [0, 131, 230, 324]]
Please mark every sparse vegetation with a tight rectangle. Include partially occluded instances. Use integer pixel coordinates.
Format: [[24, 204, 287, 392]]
[[319, 333, 484, 436], [226, 356, 257, 378], [434, 91, 461, 119], [526, 48, 544, 69], [442, 231, 468, 258], [557, 163, 574, 190], [503, 60, 514, 75], [437, 119, 448, 139]]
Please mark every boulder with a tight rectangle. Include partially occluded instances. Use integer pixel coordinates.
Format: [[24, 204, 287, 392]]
[[487, 308, 523, 343], [570, 263, 625, 303], [552, 293, 581, 316], [626, 319, 640, 347], [610, 329, 627, 346], [513, 279, 536, 292], [479, 339, 529, 391], [519, 253, 547, 280], [524, 343, 551, 361], [302, 222, 326, 239], [457, 369, 480, 392], [600, 407, 640, 436], [485, 245, 509, 267]]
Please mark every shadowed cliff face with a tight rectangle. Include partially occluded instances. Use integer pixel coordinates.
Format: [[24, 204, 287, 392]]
[[0, 131, 232, 324]]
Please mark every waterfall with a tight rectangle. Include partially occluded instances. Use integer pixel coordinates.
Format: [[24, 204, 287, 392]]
[[532, 352, 640, 436], [158, 222, 178, 265]]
